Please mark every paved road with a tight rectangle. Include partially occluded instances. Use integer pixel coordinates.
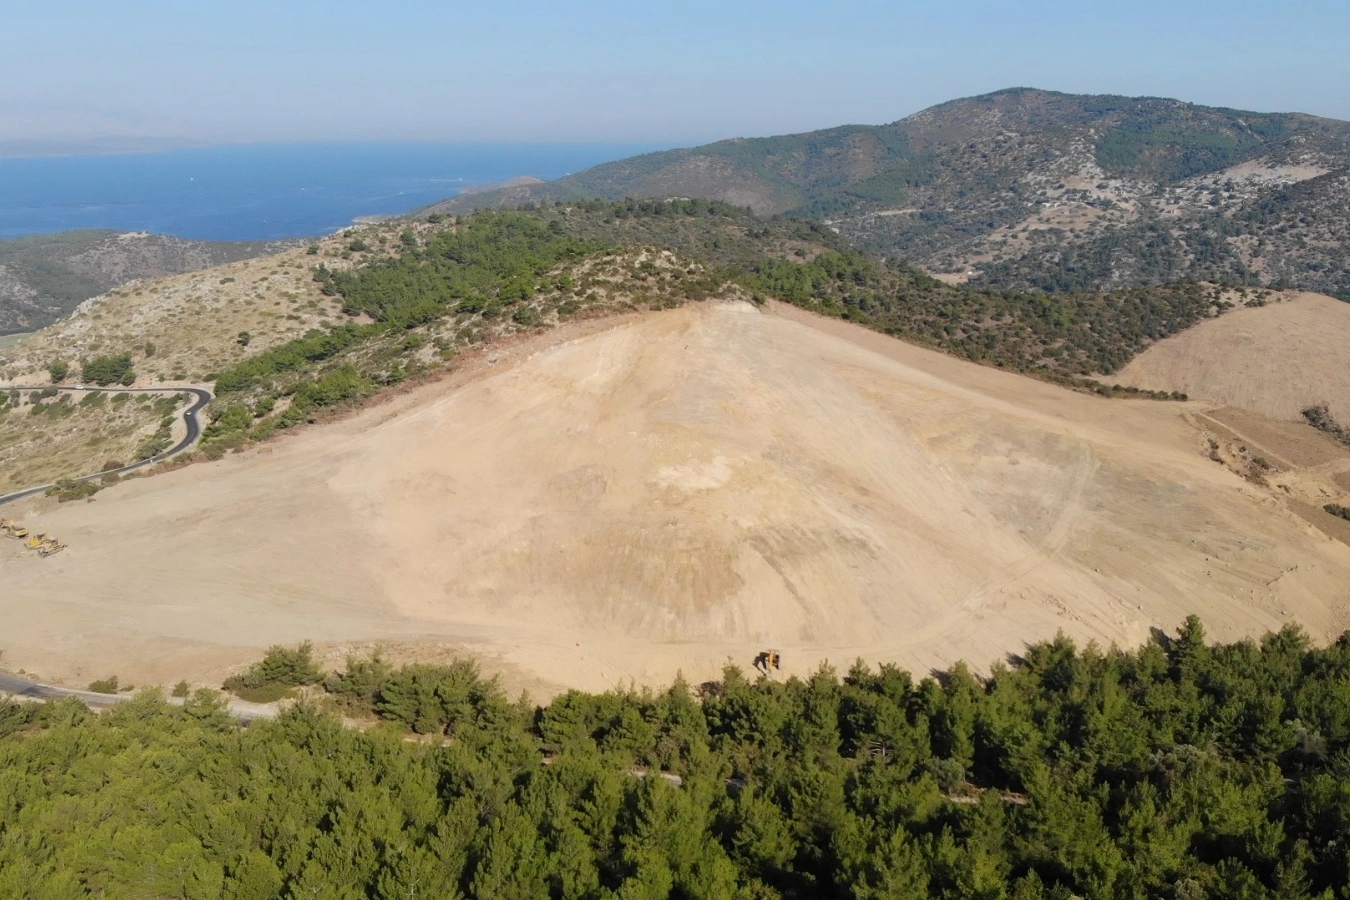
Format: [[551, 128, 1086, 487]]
[[0, 670, 277, 723], [0, 385, 212, 507]]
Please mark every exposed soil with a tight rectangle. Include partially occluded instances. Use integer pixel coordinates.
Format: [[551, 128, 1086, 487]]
[[4, 301, 1350, 699], [1112, 291, 1350, 423]]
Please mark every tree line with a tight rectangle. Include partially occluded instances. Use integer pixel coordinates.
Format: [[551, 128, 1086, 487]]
[[4, 618, 1350, 897]]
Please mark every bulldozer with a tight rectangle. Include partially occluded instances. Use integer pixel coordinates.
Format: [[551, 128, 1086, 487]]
[[37, 538, 66, 558], [24, 534, 65, 557]]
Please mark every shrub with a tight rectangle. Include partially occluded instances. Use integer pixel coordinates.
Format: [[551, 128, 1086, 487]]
[[513, 306, 542, 327], [171, 681, 191, 698], [81, 353, 135, 386], [86, 676, 119, 694], [230, 683, 295, 704], [1325, 503, 1350, 522], [223, 641, 323, 697], [324, 653, 394, 711], [46, 478, 101, 503], [47, 359, 69, 382], [202, 403, 253, 443]]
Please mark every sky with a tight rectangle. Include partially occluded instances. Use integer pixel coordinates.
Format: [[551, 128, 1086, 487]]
[[5, 0, 1349, 147]]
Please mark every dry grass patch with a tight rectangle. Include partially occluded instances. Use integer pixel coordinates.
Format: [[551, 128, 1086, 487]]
[[0, 391, 181, 492]]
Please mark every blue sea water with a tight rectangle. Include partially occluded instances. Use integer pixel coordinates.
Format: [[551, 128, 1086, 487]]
[[0, 142, 667, 242]]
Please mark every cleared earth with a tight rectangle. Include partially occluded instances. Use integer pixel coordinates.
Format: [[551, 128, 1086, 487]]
[[1113, 291, 1350, 422], [4, 300, 1350, 697]]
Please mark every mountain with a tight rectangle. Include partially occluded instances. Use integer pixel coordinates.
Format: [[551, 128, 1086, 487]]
[[0, 230, 301, 335], [429, 88, 1350, 298]]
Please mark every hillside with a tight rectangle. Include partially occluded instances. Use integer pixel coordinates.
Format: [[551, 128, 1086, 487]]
[[1112, 291, 1350, 422], [429, 88, 1350, 297], [4, 299, 1350, 695], [0, 202, 1281, 490], [0, 229, 299, 335]]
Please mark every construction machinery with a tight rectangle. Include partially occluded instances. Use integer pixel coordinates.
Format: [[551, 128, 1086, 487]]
[[753, 649, 782, 675], [24, 534, 65, 557], [4, 520, 65, 556]]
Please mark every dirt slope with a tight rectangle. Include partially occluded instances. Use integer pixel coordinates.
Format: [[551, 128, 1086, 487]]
[[4, 301, 1350, 696], [1112, 291, 1350, 422]]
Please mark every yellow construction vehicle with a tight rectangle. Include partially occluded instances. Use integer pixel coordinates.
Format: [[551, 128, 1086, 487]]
[[10, 524, 65, 557], [36, 539, 66, 557], [753, 649, 782, 675]]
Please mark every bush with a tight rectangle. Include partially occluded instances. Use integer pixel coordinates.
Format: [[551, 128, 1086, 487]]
[[171, 680, 191, 698], [86, 676, 119, 694], [1325, 503, 1350, 522], [45, 478, 101, 503], [223, 641, 323, 697], [47, 359, 69, 382], [202, 403, 254, 443], [230, 683, 295, 704], [81, 353, 135, 386]]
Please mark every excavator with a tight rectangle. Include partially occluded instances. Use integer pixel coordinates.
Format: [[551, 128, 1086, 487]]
[[753, 649, 782, 676], [1, 519, 28, 539]]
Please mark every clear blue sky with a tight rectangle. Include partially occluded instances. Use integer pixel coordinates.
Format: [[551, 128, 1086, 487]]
[[5, 0, 1348, 145]]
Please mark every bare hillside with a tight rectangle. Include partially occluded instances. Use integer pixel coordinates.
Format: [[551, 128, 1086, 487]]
[[1112, 291, 1350, 422], [0, 230, 300, 335], [3, 301, 1348, 694]]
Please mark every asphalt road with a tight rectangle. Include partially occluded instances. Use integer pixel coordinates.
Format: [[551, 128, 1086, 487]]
[[0, 670, 277, 723], [0, 385, 212, 507]]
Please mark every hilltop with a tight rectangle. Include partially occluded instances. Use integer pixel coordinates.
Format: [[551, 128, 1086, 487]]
[[429, 88, 1350, 298], [0, 201, 1309, 497], [0, 229, 300, 335]]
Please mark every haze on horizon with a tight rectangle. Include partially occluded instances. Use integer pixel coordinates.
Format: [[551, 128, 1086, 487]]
[[5, 0, 1350, 150]]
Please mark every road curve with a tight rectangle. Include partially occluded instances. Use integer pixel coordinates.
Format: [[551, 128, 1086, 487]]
[[0, 670, 277, 723], [0, 385, 212, 507]]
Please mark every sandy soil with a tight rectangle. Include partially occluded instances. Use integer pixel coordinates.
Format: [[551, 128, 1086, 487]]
[[4, 300, 1350, 698], [1113, 292, 1350, 422]]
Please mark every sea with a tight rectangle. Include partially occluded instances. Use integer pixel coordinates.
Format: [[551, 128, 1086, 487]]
[[0, 142, 668, 242]]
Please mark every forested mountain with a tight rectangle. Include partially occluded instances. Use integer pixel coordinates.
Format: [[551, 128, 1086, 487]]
[[5, 621, 1350, 897], [429, 88, 1350, 299], [0, 230, 298, 334]]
